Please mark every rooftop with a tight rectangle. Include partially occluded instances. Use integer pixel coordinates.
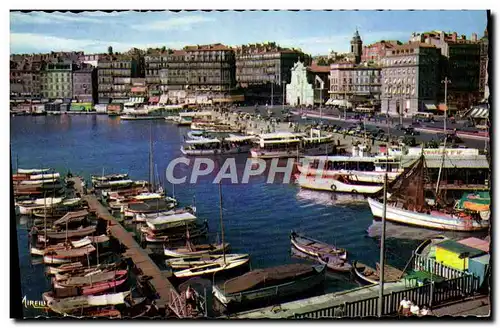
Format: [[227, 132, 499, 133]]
[[184, 43, 231, 51], [308, 63, 331, 73]]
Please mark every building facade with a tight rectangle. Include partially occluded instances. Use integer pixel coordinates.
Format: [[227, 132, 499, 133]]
[[97, 55, 138, 103], [285, 62, 330, 106], [41, 60, 73, 100], [362, 40, 402, 64], [10, 58, 43, 99], [328, 62, 382, 107], [479, 29, 489, 100], [144, 49, 171, 96], [72, 63, 97, 103], [349, 30, 363, 65], [409, 30, 482, 110], [380, 42, 441, 116]]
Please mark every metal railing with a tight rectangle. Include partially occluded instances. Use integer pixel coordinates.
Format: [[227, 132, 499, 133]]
[[293, 274, 479, 319]]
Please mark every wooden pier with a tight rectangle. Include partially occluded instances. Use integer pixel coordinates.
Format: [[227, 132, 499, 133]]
[[69, 177, 182, 315]]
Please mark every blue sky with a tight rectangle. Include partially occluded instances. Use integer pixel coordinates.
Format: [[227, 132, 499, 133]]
[[10, 10, 488, 55]]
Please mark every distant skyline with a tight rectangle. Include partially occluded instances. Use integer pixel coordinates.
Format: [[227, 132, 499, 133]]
[[10, 10, 488, 55]]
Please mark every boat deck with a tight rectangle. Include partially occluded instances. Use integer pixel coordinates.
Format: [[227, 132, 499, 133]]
[[230, 280, 408, 319], [68, 177, 177, 313]]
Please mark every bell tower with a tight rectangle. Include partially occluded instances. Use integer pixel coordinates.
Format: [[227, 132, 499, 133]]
[[350, 28, 363, 64]]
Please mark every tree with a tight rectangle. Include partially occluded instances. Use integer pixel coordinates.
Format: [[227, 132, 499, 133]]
[[108, 46, 113, 55], [316, 57, 328, 66], [161, 46, 166, 53]]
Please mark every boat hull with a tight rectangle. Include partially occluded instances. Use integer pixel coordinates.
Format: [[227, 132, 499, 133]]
[[296, 175, 382, 194], [213, 265, 326, 306], [173, 258, 249, 279], [296, 165, 402, 184], [367, 197, 489, 231]]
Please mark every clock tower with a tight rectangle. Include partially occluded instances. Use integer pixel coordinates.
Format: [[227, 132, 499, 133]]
[[350, 29, 363, 65]]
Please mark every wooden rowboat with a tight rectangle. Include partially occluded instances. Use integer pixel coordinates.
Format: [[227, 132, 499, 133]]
[[164, 242, 230, 258], [42, 291, 131, 315], [352, 261, 404, 285], [290, 231, 347, 260]]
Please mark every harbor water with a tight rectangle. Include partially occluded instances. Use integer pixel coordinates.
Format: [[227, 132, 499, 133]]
[[13, 115, 482, 317]]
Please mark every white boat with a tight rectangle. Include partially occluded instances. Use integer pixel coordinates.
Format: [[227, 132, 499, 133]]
[[43, 291, 130, 315], [18, 168, 50, 174], [297, 145, 403, 184], [91, 173, 129, 182], [173, 258, 249, 278], [16, 197, 64, 215], [166, 253, 249, 269], [43, 245, 96, 265], [181, 138, 221, 155], [132, 192, 164, 201], [367, 156, 490, 232], [93, 179, 134, 189], [164, 242, 230, 258], [367, 197, 489, 231], [296, 174, 383, 194], [20, 178, 58, 185], [30, 172, 60, 180], [250, 132, 305, 159], [146, 212, 198, 231], [187, 130, 209, 140]]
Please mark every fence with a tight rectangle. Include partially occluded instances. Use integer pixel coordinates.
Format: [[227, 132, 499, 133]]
[[413, 253, 466, 280], [293, 274, 478, 319]]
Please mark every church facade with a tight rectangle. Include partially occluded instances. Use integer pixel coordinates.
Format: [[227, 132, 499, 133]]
[[285, 61, 314, 106]]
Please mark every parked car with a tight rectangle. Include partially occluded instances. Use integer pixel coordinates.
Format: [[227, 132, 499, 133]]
[[393, 124, 405, 130], [404, 127, 420, 136]]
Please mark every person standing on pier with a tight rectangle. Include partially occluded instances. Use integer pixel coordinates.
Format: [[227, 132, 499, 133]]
[[399, 297, 411, 316]]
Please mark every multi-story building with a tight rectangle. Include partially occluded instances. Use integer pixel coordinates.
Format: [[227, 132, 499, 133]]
[[328, 62, 382, 107], [97, 54, 139, 103], [409, 31, 482, 110], [41, 59, 74, 100], [479, 29, 489, 100], [10, 57, 43, 99], [144, 49, 171, 96], [235, 43, 309, 104], [72, 63, 97, 103], [362, 40, 402, 64], [380, 42, 441, 116]]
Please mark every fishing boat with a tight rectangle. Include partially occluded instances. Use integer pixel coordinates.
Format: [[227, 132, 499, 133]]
[[352, 261, 404, 285], [42, 291, 131, 316], [56, 270, 128, 287], [290, 231, 347, 260], [212, 263, 326, 307], [166, 254, 249, 269], [173, 258, 249, 279], [290, 246, 352, 273], [142, 222, 208, 243], [17, 168, 51, 175], [93, 179, 134, 189], [46, 261, 123, 276], [43, 245, 96, 265], [52, 210, 89, 227], [367, 155, 490, 231], [81, 277, 128, 295], [71, 235, 110, 248], [123, 197, 178, 217], [40, 226, 97, 242], [16, 197, 64, 215], [134, 206, 196, 222], [454, 191, 490, 220], [187, 130, 210, 140], [91, 173, 129, 183], [164, 242, 230, 258], [146, 212, 198, 231]]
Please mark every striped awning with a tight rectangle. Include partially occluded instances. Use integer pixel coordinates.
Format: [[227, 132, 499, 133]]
[[401, 157, 490, 169], [424, 103, 437, 110], [466, 107, 489, 119]]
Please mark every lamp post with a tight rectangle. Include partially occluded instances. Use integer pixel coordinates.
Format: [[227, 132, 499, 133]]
[[282, 80, 286, 112], [270, 81, 274, 109], [441, 77, 451, 134]]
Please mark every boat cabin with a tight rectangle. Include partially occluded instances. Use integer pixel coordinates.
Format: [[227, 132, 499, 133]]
[[257, 132, 304, 150], [184, 138, 221, 151]]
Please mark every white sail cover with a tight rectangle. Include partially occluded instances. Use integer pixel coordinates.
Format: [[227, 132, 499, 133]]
[[146, 212, 197, 230], [18, 168, 50, 174], [20, 178, 58, 185], [30, 173, 60, 180]]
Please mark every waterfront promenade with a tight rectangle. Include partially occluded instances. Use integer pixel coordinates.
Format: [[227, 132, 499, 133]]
[[68, 177, 178, 314]]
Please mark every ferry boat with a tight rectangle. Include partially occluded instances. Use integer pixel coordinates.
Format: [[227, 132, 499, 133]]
[[180, 136, 255, 156], [367, 156, 490, 232], [191, 121, 237, 133], [296, 173, 384, 194], [250, 129, 336, 159], [297, 145, 403, 185], [167, 111, 213, 126]]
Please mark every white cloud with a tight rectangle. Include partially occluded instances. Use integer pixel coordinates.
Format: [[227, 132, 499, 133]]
[[10, 33, 186, 54], [10, 11, 104, 25], [131, 15, 215, 31]]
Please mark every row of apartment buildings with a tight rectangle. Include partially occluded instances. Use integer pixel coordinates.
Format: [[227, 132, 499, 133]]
[[11, 30, 488, 114], [325, 29, 489, 115]]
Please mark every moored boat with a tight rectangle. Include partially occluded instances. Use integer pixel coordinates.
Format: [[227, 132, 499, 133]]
[[352, 261, 404, 285], [166, 253, 249, 270], [290, 231, 347, 260], [42, 291, 131, 316], [173, 257, 250, 279], [164, 242, 230, 258], [212, 263, 326, 307]]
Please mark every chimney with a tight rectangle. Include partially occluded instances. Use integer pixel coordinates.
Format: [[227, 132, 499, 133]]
[[472, 33, 477, 42], [452, 32, 457, 42]]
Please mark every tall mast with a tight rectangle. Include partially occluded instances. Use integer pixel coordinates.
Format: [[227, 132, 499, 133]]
[[377, 113, 391, 317], [435, 137, 448, 199], [218, 182, 226, 265], [149, 123, 154, 192], [43, 191, 47, 249]]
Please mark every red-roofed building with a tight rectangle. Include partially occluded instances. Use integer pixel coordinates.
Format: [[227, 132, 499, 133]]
[[362, 40, 402, 64]]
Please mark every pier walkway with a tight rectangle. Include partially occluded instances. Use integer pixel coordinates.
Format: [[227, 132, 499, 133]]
[[69, 177, 178, 314], [231, 281, 408, 319]]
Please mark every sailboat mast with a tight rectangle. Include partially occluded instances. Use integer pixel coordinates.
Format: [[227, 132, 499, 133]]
[[43, 191, 47, 248], [218, 182, 226, 264], [435, 137, 447, 198], [377, 115, 391, 317], [149, 123, 154, 192]]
